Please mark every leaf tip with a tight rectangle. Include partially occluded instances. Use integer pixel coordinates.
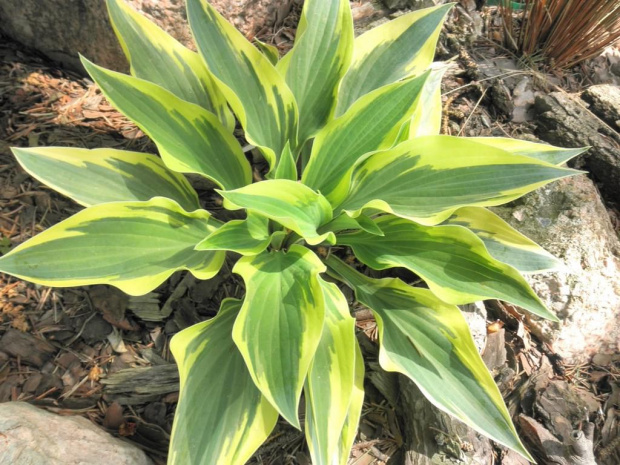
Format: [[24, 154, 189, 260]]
[[9, 146, 29, 158]]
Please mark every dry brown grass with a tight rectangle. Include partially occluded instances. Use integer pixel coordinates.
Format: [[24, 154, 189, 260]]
[[499, 0, 620, 69]]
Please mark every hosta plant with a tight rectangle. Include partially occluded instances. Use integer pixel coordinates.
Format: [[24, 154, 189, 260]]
[[0, 0, 586, 463]]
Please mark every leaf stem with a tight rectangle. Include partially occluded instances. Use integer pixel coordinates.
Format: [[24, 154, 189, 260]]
[[282, 231, 302, 249], [324, 255, 366, 290]]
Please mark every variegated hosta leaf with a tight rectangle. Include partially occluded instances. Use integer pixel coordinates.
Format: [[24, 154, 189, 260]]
[[335, 3, 452, 115], [0, 198, 224, 296], [169, 298, 278, 465], [466, 137, 588, 165], [107, 0, 234, 130], [305, 280, 356, 464], [409, 62, 449, 138], [232, 245, 326, 428], [326, 256, 533, 461], [274, 142, 298, 181], [187, 0, 298, 169], [195, 213, 271, 256], [254, 39, 280, 65], [302, 71, 430, 205], [219, 180, 335, 245], [81, 58, 252, 190], [278, 0, 354, 144], [323, 213, 384, 236], [12, 147, 199, 211], [332, 339, 365, 465], [347, 214, 384, 236], [340, 135, 579, 225], [337, 215, 555, 320], [443, 207, 561, 273]]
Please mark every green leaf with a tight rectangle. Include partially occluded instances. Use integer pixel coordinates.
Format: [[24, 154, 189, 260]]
[[0, 198, 224, 296], [332, 339, 365, 465], [321, 213, 384, 236], [274, 142, 298, 181], [254, 39, 280, 65], [409, 62, 449, 138], [466, 137, 589, 165], [442, 207, 561, 273], [219, 180, 335, 245], [169, 298, 278, 465], [12, 147, 199, 211], [325, 256, 533, 461], [195, 213, 271, 256], [232, 245, 326, 427], [107, 0, 234, 130], [279, 0, 354, 144], [340, 135, 580, 225], [81, 58, 251, 190], [338, 215, 555, 320], [302, 72, 430, 205], [187, 0, 298, 169], [335, 4, 452, 115], [350, 214, 384, 237], [305, 280, 356, 464]]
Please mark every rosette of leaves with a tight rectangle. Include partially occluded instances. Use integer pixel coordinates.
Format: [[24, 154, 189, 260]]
[[0, 0, 585, 463]]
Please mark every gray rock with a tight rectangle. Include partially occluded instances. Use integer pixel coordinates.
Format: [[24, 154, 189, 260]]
[[534, 92, 620, 202], [478, 57, 521, 118], [460, 301, 487, 353], [0, 402, 153, 465], [582, 84, 620, 131], [511, 77, 536, 123], [0, 0, 285, 73], [492, 176, 620, 364]]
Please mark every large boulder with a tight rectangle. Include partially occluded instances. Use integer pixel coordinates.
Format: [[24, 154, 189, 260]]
[[0, 0, 287, 73], [492, 175, 620, 364], [534, 92, 620, 202], [0, 402, 153, 465]]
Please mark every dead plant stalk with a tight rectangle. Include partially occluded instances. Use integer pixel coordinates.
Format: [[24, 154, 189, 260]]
[[500, 0, 620, 69]]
